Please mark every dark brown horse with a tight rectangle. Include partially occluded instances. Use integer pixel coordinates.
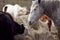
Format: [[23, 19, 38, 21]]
[[0, 11, 25, 40]]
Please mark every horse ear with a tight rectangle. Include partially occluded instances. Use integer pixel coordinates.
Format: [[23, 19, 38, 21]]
[[38, 0, 41, 4], [32, 1, 35, 4], [32, 1, 34, 3]]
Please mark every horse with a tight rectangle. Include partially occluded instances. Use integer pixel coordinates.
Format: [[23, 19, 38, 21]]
[[2, 4, 14, 16], [28, 0, 60, 39], [28, 0, 43, 25], [0, 11, 25, 40], [2, 4, 28, 19]]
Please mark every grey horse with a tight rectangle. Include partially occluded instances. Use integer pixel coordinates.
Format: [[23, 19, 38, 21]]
[[28, 0, 60, 39]]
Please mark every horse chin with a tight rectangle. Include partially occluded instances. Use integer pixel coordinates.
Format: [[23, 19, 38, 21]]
[[29, 20, 34, 25], [29, 19, 38, 25]]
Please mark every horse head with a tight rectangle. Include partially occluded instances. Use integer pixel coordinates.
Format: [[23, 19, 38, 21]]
[[28, 0, 44, 25]]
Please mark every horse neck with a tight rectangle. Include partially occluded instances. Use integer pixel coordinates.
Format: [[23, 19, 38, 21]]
[[40, 1, 60, 18]]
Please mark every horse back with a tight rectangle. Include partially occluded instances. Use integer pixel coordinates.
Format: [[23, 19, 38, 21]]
[[40, 1, 60, 28]]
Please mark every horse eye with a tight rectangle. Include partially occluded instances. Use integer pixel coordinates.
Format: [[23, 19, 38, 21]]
[[34, 9, 36, 11]]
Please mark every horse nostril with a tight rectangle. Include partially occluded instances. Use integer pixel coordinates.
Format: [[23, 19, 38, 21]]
[[29, 21, 32, 25]]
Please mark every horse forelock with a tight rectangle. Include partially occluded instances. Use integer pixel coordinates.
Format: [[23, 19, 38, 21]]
[[31, 0, 38, 7], [30, 1, 39, 13]]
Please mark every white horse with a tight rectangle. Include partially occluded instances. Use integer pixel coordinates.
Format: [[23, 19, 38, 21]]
[[13, 4, 28, 18], [3, 4, 28, 19], [2, 4, 14, 16]]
